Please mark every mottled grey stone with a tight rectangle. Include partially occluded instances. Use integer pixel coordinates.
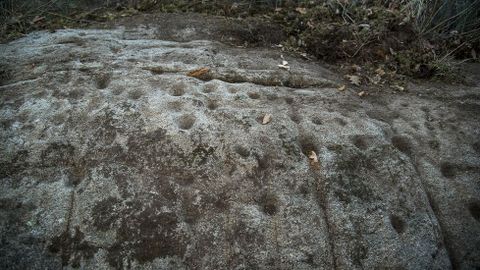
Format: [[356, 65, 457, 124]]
[[0, 15, 479, 269]]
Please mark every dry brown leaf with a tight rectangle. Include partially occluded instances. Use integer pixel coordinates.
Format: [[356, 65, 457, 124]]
[[308, 151, 320, 169], [358, 91, 366, 97], [375, 68, 386, 76], [308, 151, 318, 163], [295, 7, 307, 14], [337, 85, 346, 91], [262, 114, 272, 125], [187, 67, 210, 79], [346, 75, 361, 86]]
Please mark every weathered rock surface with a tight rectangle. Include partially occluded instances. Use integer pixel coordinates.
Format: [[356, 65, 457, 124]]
[[1, 15, 479, 269]]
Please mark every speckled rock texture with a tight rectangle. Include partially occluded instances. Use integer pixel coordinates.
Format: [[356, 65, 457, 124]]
[[1, 14, 479, 270]]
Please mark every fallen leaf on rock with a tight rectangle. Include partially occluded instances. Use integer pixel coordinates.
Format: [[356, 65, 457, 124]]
[[346, 75, 361, 86], [262, 114, 272, 125], [187, 67, 210, 79], [278, 60, 290, 70], [308, 151, 320, 169], [308, 151, 318, 163], [295, 7, 307, 14], [358, 91, 366, 97], [337, 85, 346, 91]]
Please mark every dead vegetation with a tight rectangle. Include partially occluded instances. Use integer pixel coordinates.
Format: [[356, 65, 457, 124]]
[[1, 0, 478, 83], [271, 0, 479, 84]]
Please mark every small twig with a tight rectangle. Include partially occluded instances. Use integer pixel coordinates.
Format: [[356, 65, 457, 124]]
[[335, 0, 355, 24], [45, 11, 95, 24], [458, 27, 480, 39], [345, 39, 373, 58], [439, 41, 468, 62]]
